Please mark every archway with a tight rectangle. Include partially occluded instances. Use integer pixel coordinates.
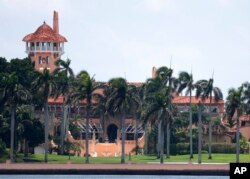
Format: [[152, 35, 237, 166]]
[[107, 124, 118, 143]]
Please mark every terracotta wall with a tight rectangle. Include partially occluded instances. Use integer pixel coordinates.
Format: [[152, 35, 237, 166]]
[[78, 135, 145, 157], [240, 126, 250, 142], [202, 134, 231, 143]]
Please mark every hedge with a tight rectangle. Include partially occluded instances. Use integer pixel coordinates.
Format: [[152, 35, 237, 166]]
[[0, 139, 6, 156], [170, 143, 237, 155]]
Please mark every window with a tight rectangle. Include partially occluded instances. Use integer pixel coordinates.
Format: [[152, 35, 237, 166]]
[[46, 56, 49, 64], [42, 58, 46, 63], [38, 56, 42, 64], [36, 42, 40, 46]]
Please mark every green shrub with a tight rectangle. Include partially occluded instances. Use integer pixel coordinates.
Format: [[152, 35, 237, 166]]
[[203, 143, 236, 153], [201, 150, 208, 154], [0, 139, 6, 156], [170, 143, 191, 155]]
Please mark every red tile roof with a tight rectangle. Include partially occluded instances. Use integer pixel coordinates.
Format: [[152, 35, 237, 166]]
[[239, 115, 250, 121], [23, 22, 67, 42], [173, 96, 224, 104], [128, 82, 144, 87], [48, 95, 224, 105], [48, 96, 64, 103]]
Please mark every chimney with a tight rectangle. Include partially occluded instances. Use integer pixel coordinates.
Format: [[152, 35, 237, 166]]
[[152, 66, 157, 78], [53, 11, 59, 33]]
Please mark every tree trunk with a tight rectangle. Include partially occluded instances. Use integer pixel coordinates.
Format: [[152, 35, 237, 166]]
[[101, 111, 105, 142], [85, 106, 90, 163], [10, 107, 15, 162], [60, 104, 67, 155], [44, 101, 49, 163], [160, 121, 164, 164], [24, 139, 29, 158], [66, 105, 70, 133], [134, 114, 138, 155], [143, 123, 148, 154], [157, 121, 161, 159], [166, 122, 170, 158], [198, 102, 202, 164], [121, 111, 126, 164], [208, 93, 212, 159], [189, 91, 193, 159], [236, 110, 240, 163]]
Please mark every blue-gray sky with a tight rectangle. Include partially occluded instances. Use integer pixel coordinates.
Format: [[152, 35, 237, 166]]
[[0, 0, 249, 98]]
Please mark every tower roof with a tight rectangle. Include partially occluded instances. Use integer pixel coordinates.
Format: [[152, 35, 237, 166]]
[[22, 22, 67, 42]]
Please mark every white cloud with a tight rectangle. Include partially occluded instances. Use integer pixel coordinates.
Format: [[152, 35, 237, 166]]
[[121, 40, 202, 77], [0, 0, 72, 16], [144, 0, 172, 12], [216, 0, 233, 8]]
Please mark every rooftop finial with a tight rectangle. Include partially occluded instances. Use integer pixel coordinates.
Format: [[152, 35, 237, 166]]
[[43, 21, 46, 24]]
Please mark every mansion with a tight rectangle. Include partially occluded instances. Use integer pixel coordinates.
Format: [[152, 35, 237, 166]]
[[23, 11, 250, 157]]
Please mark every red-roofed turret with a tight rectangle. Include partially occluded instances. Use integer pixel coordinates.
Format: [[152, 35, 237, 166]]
[[22, 11, 67, 72]]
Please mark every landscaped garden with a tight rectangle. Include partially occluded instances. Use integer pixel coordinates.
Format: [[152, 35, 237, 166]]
[[0, 57, 250, 165], [1, 152, 250, 164]]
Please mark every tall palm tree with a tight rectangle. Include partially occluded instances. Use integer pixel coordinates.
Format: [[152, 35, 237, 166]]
[[53, 58, 74, 154], [242, 82, 250, 114], [142, 86, 173, 164], [92, 84, 111, 142], [0, 72, 30, 162], [106, 77, 139, 163], [201, 78, 223, 159], [197, 101, 202, 164], [70, 70, 102, 163], [133, 85, 144, 155], [33, 69, 56, 163], [144, 76, 163, 158], [178, 71, 195, 159], [156, 66, 177, 158], [54, 58, 74, 77], [226, 86, 243, 163]]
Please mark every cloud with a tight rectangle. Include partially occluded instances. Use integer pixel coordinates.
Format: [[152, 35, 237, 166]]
[[144, 0, 171, 12], [0, 0, 72, 16], [216, 0, 233, 8], [120, 39, 202, 77]]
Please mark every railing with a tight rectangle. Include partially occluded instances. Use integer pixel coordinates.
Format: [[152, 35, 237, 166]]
[[26, 46, 64, 54]]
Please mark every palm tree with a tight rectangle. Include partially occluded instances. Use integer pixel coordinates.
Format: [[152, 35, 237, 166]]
[[54, 58, 74, 77], [144, 76, 163, 158], [0, 72, 30, 162], [133, 86, 144, 155], [92, 84, 111, 142], [142, 86, 173, 164], [178, 71, 195, 159], [33, 69, 56, 163], [197, 101, 202, 164], [202, 78, 223, 159], [226, 86, 243, 163], [156, 66, 177, 158], [242, 82, 250, 114], [53, 58, 74, 155], [70, 70, 102, 163], [106, 77, 139, 163]]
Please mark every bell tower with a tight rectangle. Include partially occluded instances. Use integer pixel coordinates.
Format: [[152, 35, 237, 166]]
[[22, 11, 67, 72]]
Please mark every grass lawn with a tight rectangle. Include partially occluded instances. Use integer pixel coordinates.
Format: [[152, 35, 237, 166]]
[[1, 153, 250, 164]]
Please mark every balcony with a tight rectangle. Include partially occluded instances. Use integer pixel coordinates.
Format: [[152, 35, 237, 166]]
[[25, 46, 64, 55]]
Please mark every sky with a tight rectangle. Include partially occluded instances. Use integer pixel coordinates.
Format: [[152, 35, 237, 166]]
[[0, 0, 249, 98]]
